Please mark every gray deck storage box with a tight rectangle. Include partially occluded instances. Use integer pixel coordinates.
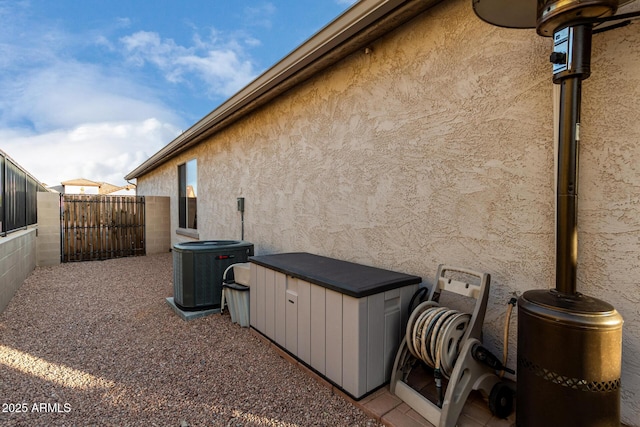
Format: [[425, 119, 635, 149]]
[[249, 252, 421, 399]]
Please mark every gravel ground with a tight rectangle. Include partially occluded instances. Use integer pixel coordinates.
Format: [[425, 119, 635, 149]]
[[0, 253, 382, 427]]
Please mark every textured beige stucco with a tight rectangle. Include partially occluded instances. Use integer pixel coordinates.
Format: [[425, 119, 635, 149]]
[[136, 0, 640, 423], [580, 24, 640, 425]]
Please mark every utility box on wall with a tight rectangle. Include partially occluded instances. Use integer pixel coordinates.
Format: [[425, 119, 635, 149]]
[[249, 252, 421, 399]]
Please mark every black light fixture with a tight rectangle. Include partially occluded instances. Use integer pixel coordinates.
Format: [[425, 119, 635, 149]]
[[471, 0, 639, 425]]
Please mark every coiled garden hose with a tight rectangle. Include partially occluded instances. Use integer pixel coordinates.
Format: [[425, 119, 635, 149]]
[[406, 302, 471, 407], [405, 294, 518, 406]]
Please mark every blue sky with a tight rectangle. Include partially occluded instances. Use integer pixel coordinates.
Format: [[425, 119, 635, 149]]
[[0, 0, 356, 187]]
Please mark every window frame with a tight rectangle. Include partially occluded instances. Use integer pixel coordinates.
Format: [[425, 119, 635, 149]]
[[177, 159, 197, 232]]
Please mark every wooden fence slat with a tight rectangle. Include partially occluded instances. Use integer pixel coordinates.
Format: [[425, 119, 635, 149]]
[[91, 196, 96, 260], [67, 198, 71, 262], [71, 197, 77, 261], [60, 194, 145, 262], [63, 200, 68, 262], [99, 196, 104, 260]]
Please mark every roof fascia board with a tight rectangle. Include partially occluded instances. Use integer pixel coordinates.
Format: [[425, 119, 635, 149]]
[[126, 0, 440, 180], [61, 178, 103, 187]]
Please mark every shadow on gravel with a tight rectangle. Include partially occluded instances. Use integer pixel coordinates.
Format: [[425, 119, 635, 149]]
[[0, 253, 380, 427]]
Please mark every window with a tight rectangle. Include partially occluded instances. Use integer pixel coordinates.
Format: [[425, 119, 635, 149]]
[[178, 159, 197, 230]]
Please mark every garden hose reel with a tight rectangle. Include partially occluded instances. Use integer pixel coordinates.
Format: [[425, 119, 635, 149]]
[[390, 265, 514, 427]]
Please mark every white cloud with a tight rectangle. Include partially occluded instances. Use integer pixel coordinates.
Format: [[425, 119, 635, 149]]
[[120, 29, 258, 98], [0, 41, 183, 187], [0, 60, 178, 131], [0, 1, 263, 188], [0, 20, 184, 188], [243, 3, 276, 29], [2, 118, 179, 187]]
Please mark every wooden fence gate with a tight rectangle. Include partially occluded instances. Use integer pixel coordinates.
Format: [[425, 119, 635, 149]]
[[61, 194, 145, 262]]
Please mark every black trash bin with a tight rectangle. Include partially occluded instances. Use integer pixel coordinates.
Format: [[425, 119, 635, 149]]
[[173, 240, 254, 311]]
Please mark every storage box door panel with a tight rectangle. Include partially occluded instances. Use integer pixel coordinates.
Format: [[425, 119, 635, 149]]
[[342, 295, 367, 397], [367, 292, 385, 391], [249, 263, 258, 328], [383, 289, 401, 380], [255, 265, 267, 333], [310, 284, 326, 375], [297, 279, 311, 365], [265, 268, 276, 339], [275, 272, 287, 347], [325, 289, 343, 386], [285, 277, 298, 356]]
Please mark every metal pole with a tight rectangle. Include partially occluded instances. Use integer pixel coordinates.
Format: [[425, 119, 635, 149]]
[[554, 24, 591, 296], [555, 76, 580, 295]]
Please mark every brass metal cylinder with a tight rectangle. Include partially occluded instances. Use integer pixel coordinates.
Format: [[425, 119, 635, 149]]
[[517, 290, 623, 427], [536, 0, 618, 36]]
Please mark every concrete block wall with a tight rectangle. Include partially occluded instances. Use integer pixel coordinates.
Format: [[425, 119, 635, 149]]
[[0, 228, 36, 313], [144, 196, 171, 254], [36, 192, 61, 266]]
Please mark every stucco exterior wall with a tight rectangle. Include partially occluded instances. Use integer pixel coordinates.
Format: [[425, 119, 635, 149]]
[[136, 0, 640, 423]]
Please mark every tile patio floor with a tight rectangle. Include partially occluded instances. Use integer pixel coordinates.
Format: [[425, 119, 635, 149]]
[[252, 329, 516, 427], [353, 367, 515, 427]]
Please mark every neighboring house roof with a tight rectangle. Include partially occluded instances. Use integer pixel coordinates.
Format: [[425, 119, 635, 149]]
[[100, 182, 134, 195], [61, 178, 135, 195], [46, 185, 64, 193], [125, 0, 444, 181], [61, 178, 103, 187]]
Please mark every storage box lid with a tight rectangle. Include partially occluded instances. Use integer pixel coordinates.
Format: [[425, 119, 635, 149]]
[[250, 252, 421, 298]]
